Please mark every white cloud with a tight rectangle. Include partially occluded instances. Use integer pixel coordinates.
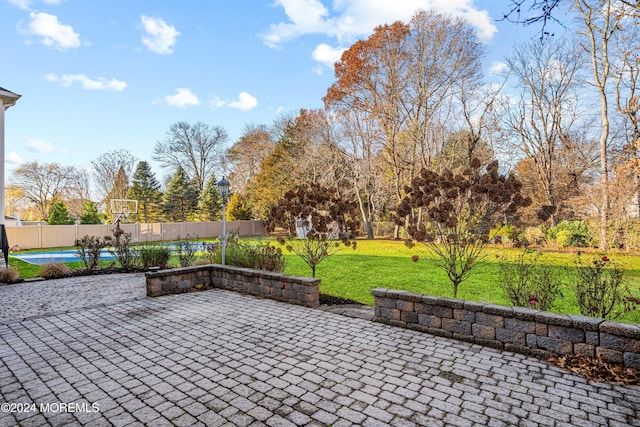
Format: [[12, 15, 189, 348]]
[[209, 96, 226, 109], [228, 92, 258, 111], [156, 88, 200, 108], [490, 61, 509, 75], [26, 138, 54, 152], [46, 73, 127, 91], [8, 0, 31, 9], [20, 12, 81, 50], [5, 152, 23, 169], [263, 0, 331, 48], [209, 92, 259, 111], [140, 15, 180, 55], [25, 138, 66, 153], [262, 0, 498, 55], [8, 0, 61, 9], [312, 43, 346, 68]]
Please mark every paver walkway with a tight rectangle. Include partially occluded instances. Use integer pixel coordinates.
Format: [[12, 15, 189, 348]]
[[0, 274, 639, 426]]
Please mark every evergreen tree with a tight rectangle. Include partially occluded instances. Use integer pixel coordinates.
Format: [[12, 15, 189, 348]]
[[162, 166, 198, 221], [79, 200, 102, 224], [128, 161, 162, 222], [227, 193, 253, 220], [48, 201, 75, 225], [197, 175, 222, 221], [106, 165, 130, 221]]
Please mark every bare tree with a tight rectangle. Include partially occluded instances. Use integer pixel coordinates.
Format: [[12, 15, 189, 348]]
[[330, 109, 387, 239], [153, 121, 228, 193], [504, 37, 585, 225], [504, 0, 639, 29], [324, 10, 484, 238], [91, 149, 138, 204], [614, 14, 640, 218], [66, 167, 93, 219], [574, 0, 628, 250], [227, 124, 275, 194], [8, 161, 77, 220]]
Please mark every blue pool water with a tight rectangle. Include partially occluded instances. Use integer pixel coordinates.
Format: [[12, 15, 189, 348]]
[[11, 249, 116, 265], [11, 242, 213, 265]]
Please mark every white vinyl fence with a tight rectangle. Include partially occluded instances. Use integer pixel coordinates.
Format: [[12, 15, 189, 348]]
[[6, 220, 267, 249]]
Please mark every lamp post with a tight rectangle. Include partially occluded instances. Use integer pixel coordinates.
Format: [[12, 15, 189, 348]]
[[217, 177, 230, 265]]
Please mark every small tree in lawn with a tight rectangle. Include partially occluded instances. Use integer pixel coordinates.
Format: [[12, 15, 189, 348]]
[[266, 184, 360, 278], [396, 159, 531, 298]]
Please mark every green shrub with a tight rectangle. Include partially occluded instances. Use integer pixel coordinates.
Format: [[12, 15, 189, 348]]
[[106, 231, 138, 269], [547, 220, 594, 248], [0, 267, 20, 283], [222, 236, 285, 272], [498, 249, 563, 311], [176, 235, 198, 267], [574, 255, 636, 319], [40, 263, 71, 279], [75, 235, 109, 270], [138, 244, 171, 269], [525, 227, 546, 246], [490, 225, 527, 247]]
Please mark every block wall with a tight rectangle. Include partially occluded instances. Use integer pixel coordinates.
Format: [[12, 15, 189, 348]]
[[371, 288, 640, 369]]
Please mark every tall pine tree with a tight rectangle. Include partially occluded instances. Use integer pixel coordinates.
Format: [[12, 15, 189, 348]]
[[162, 166, 198, 222], [197, 175, 222, 221], [48, 201, 75, 225], [128, 161, 162, 223], [106, 165, 130, 222]]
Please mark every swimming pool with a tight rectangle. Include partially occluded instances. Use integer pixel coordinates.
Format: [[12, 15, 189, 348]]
[[11, 249, 117, 265], [11, 242, 213, 265]]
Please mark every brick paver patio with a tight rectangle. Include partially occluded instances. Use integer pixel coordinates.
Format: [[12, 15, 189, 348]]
[[0, 274, 639, 426]]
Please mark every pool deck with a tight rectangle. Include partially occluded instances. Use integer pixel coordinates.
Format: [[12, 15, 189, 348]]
[[0, 273, 639, 426]]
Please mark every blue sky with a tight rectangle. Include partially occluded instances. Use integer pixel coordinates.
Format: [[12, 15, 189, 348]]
[[0, 0, 563, 180]]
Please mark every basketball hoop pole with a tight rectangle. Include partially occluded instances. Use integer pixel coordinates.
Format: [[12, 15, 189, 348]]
[[113, 214, 123, 243], [110, 200, 136, 244]]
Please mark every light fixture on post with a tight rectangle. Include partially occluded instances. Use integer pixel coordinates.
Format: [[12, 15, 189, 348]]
[[217, 177, 230, 265]]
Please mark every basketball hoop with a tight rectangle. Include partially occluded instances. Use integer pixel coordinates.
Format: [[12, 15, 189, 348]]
[[110, 199, 138, 222]]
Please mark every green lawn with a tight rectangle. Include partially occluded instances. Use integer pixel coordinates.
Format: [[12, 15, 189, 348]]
[[7, 239, 640, 323], [281, 240, 640, 323]]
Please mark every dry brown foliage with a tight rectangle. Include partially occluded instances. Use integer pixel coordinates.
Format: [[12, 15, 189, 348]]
[[548, 354, 640, 384]]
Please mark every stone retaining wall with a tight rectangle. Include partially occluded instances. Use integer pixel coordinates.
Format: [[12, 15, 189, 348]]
[[371, 288, 640, 369], [146, 265, 320, 307]]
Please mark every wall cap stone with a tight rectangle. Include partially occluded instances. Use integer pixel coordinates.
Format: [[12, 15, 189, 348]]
[[482, 304, 513, 316], [512, 306, 539, 321], [568, 314, 603, 331], [535, 311, 572, 327], [600, 321, 640, 339], [371, 288, 388, 297], [463, 300, 485, 312]]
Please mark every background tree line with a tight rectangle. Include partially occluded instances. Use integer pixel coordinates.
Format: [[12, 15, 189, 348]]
[[6, 4, 640, 249], [6, 122, 237, 225]]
